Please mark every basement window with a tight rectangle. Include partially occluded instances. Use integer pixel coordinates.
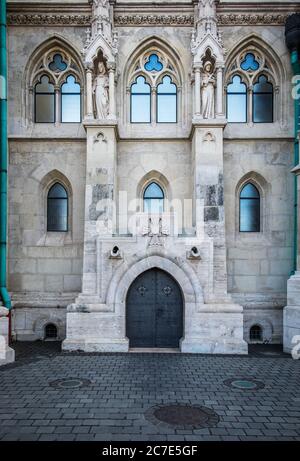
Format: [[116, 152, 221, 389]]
[[250, 324, 262, 342], [45, 323, 58, 340]]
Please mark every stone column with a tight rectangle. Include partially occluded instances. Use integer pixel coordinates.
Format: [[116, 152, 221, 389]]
[[107, 63, 116, 119], [0, 307, 15, 365], [85, 64, 94, 119], [151, 86, 156, 125], [248, 86, 253, 125], [216, 64, 224, 117], [28, 86, 34, 124], [284, 163, 300, 354], [194, 65, 201, 117], [54, 86, 60, 124]]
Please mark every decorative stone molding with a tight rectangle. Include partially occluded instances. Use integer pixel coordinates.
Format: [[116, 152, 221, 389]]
[[217, 13, 291, 26], [7, 12, 296, 28], [7, 14, 92, 26], [93, 132, 108, 143], [114, 14, 194, 26]]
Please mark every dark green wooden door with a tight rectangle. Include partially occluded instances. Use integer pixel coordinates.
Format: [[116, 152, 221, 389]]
[[126, 268, 183, 348]]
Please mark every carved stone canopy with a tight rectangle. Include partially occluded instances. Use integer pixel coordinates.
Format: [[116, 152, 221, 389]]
[[83, 0, 117, 66], [191, 0, 225, 65]]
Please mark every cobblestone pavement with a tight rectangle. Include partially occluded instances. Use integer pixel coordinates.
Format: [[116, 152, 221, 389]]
[[0, 342, 299, 441]]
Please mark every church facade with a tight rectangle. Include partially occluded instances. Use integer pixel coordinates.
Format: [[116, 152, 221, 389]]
[[4, 0, 300, 354]]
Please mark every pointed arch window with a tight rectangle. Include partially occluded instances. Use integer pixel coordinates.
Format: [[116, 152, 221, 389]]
[[226, 48, 276, 124], [239, 183, 260, 232], [61, 75, 81, 123], [143, 182, 164, 214], [35, 75, 55, 123], [31, 49, 83, 124], [128, 48, 180, 125], [253, 75, 273, 123], [157, 76, 177, 123], [47, 183, 68, 232], [130, 76, 151, 123], [226, 75, 247, 123]]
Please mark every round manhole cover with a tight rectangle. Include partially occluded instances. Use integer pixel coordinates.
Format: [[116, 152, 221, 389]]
[[224, 378, 264, 390], [145, 404, 219, 429], [49, 378, 91, 389]]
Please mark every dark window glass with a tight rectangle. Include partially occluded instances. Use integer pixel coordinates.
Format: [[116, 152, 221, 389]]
[[45, 323, 58, 339], [250, 325, 262, 341], [61, 75, 81, 123], [240, 183, 260, 232], [47, 183, 68, 232], [157, 76, 177, 123], [131, 76, 151, 123], [144, 182, 164, 214], [144, 54, 163, 72], [253, 75, 273, 123], [35, 75, 55, 123], [49, 54, 67, 72], [227, 75, 247, 123], [240, 53, 259, 71]]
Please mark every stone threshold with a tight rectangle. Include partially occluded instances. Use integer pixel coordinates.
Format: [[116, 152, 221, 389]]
[[129, 348, 180, 353]]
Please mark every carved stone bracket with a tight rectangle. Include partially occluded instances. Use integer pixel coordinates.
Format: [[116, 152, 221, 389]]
[[114, 14, 194, 26]]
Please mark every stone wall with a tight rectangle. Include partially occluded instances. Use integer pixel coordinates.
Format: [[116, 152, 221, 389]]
[[6, 1, 298, 344], [8, 140, 86, 339]]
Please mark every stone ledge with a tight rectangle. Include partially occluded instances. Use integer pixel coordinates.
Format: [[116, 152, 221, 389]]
[[180, 338, 248, 355], [62, 338, 129, 353]]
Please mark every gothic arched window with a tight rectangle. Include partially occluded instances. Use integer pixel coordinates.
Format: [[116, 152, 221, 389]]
[[128, 48, 180, 125], [35, 75, 55, 123], [47, 183, 68, 232], [239, 183, 260, 232], [61, 75, 81, 123], [253, 75, 273, 123], [31, 49, 83, 124], [227, 75, 247, 123], [130, 76, 151, 123], [226, 48, 275, 124], [143, 182, 164, 214], [157, 76, 177, 123]]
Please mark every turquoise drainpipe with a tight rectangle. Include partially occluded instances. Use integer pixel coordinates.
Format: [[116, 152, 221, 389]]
[[291, 50, 300, 273], [0, 0, 11, 309]]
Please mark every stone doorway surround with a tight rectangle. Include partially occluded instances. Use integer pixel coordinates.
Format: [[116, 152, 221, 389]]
[[62, 252, 248, 354]]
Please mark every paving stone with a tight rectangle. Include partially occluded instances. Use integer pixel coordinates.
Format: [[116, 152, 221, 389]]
[[0, 341, 299, 441]]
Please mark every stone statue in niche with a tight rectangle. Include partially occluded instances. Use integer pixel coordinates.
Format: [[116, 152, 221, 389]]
[[93, 61, 109, 119], [201, 61, 215, 119]]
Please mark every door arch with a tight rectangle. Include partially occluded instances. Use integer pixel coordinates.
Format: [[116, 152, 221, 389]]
[[126, 268, 183, 348]]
